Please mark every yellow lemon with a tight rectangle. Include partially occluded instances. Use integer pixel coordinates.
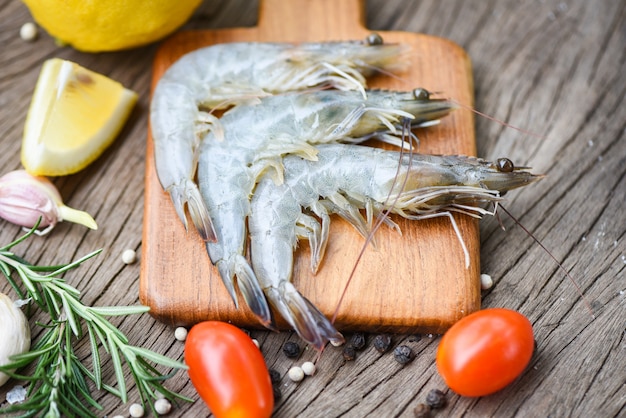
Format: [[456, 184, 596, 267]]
[[22, 0, 202, 52], [21, 59, 138, 176]]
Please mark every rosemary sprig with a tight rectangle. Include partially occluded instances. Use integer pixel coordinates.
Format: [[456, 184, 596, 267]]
[[0, 223, 192, 417]]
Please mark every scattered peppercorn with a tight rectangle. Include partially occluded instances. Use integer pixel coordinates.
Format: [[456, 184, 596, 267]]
[[121, 249, 137, 264], [288, 366, 305, 382], [129, 403, 145, 418], [373, 334, 392, 353], [349, 333, 367, 350], [282, 341, 301, 358], [19, 22, 38, 42], [154, 398, 172, 415], [301, 361, 316, 376], [174, 326, 187, 342], [269, 368, 281, 384], [393, 345, 414, 364], [480, 273, 494, 290], [425, 388, 447, 409], [273, 384, 282, 401], [342, 344, 356, 361], [413, 403, 432, 418], [408, 334, 422, 343], [269, 368, 283, 400]]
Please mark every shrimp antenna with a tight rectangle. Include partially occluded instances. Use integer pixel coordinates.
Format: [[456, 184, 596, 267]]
[[498, 204, 595, 318], [331, 118, 416, 324], [445, 97, 547, 141]]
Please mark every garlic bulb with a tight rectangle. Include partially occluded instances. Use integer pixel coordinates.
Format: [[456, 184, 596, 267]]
[[0, 292, 31, 387], [0, 170, 97, 235]]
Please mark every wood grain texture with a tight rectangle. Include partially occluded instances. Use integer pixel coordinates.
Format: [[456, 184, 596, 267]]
[[140, 0, 479, 333], [0, 0, 624, 417]]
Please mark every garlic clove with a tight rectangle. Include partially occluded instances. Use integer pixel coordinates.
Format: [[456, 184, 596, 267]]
[[0, 170, 97, 234], [0, 292, 31, 387]]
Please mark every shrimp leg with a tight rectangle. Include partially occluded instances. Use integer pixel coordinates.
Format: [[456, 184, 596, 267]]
[[249, 144, 542, 349]]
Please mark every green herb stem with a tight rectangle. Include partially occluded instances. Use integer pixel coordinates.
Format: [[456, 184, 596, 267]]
[[0, 223, 192, 417]]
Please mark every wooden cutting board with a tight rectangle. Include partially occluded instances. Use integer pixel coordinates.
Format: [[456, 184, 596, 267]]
[[140, 0, 479, 335]]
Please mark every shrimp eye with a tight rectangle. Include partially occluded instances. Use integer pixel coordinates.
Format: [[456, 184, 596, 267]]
[[496, 158, 514, 172], [366, 33, 384, 46], [413, 88, 430, 100]]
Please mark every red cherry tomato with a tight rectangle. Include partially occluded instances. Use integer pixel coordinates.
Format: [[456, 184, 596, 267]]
[[185, 321, 274, 418], [436, 308, 534, 397]]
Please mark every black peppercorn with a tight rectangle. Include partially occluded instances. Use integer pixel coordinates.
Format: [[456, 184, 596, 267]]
[[273, 384, 282, 401], [343, 344, 356, 361], [268, 368, 281, 384], [425, 388, 447, 409], [282, 341, 300, 358], [413, 403, 431, 418], [350, 333, 367, 350], [373, 334, 392, 353], [393, 345, 414, 364]]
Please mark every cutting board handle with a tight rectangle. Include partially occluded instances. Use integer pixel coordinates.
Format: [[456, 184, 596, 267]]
[[257, 0, 367, 40]]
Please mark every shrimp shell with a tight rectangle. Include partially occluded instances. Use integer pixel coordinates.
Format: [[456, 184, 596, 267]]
[[150, 35, 407, 242], [197, 89, 455, 328], [249, 144, 543, 349]]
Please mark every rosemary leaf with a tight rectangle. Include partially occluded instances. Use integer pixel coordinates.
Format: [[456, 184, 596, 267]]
[[86, 324, 103, 390], [49, 280, 81, 298], [0, 223, 189, 416], [2, 343, 56, 365], [45, 249, 102, 277], [75, 360, 123, 398], [88, 305, 150, 316], [60, 293, 81, 337], [127, 346, 190, 371], [108, 334, 128, 403], [0, 261, 26, 299]]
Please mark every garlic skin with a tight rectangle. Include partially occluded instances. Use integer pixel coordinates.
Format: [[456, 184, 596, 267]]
[[0, 170, 97, 234], [0, 292, 31, 387]]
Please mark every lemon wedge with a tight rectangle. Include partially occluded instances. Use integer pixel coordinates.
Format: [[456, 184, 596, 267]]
[[21, 59, 138, 176]]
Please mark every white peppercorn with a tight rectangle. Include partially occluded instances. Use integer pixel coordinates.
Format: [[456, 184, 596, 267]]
[[129, 402, 144, 417], [154, 398, 172, 415], [301, 361, 316, 376], [122, 249, 137, 264], [287, 366, 305, 382], [480, 273, 493, 290], [20, 22, 38, 42], [174, 326, 187, 341]]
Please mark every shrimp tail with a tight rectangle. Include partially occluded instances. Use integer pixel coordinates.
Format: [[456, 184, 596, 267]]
[[265, 282, 344, 350], [168, 180, 217, 242], [216, 254, 274, 329]]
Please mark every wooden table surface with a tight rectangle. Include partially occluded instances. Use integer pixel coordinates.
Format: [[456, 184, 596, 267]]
[[1, 1, 624, 417]]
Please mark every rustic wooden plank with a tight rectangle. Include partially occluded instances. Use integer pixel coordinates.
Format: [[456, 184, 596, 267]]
[[0, 0, 623, 417], [140, 0, 480, 334]]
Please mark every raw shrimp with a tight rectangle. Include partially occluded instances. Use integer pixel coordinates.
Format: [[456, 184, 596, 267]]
[[150, 34, 406, 242], [197, 89, 455, 328], [248, 144, 543, 349]]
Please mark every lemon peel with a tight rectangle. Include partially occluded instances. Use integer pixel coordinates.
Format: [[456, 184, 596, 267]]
[[21, 59, 137, 176], [22, 0, 202, 52]]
